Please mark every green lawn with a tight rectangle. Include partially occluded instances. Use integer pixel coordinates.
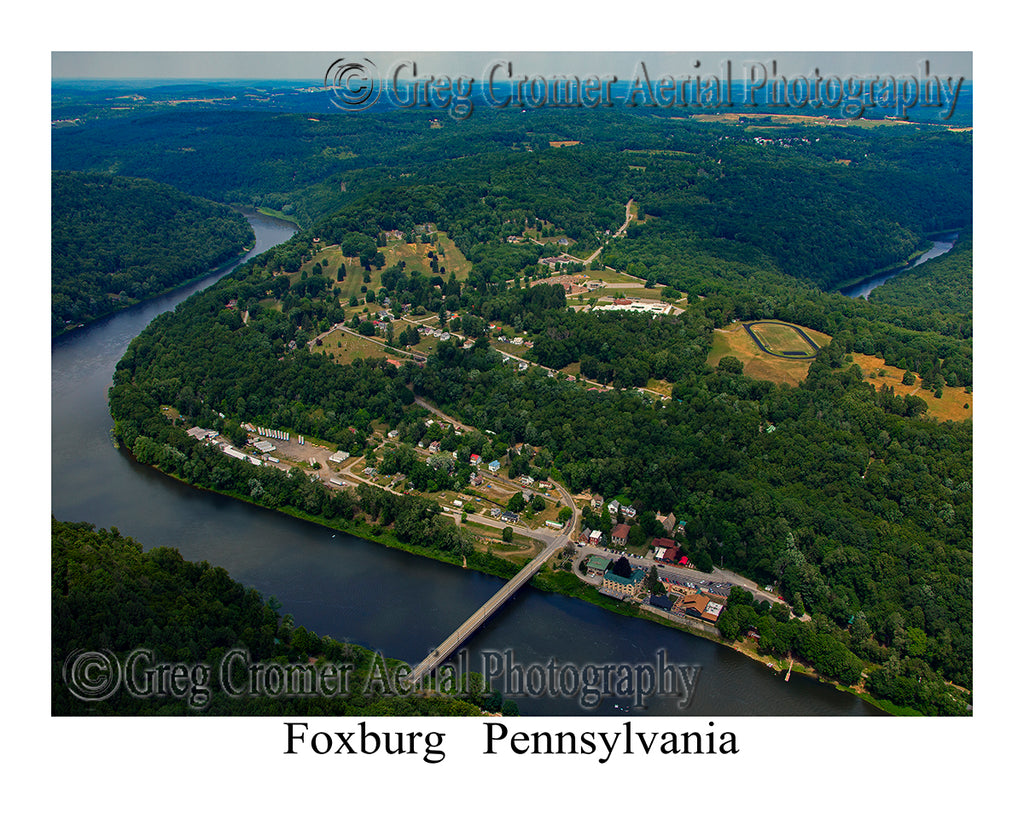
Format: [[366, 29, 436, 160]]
[[748, 321, 818, 356]]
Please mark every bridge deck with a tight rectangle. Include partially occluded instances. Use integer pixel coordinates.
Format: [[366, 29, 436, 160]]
[[409, 540, 563, 683]]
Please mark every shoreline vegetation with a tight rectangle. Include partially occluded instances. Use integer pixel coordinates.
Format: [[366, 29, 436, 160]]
[[51, 171, 255, 337], [53, 245, 254, 340], [112, 445, 908, 715], [51, 518, 499, 717], [106, 239, 972, 714], [253, 205, 302, 227], [830, 230, 960, 295]]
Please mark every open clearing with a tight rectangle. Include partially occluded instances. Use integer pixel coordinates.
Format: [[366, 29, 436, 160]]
[[312, 327, 400, 365], [298, 231, 472, 305], [745, 320, 820, 358], [710, 321, 831, 386], [707, 331, 972, 422], [852, 354, 973, 422]]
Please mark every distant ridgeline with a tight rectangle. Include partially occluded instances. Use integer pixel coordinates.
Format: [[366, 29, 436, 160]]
[[51, 171, 254, 336], [104, 110, 971, 715], [52, 519, 492, 716]]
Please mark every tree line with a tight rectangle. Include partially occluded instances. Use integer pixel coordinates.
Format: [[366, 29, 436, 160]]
[[52, 171, 253, 335], [53, 518, 502, 716]]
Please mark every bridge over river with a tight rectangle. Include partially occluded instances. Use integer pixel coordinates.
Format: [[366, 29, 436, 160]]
[[409, 528, 572, 684]]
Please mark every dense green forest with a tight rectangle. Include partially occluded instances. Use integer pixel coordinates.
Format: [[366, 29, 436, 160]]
[[94, 106, 971, 713], [51, 171, 254, 335], [869, 230, 973, 315], [52, 519, 502, 716], [53, 107, 970, 283]]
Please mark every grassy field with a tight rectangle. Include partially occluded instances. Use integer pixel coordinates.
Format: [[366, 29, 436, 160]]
[[852, 354, 973, 422], [644, 378, 674, 398], [709, 321, 831, 386], [299, 232, 472, 305], [707, 327, 972, 422], [746, 321, 820, 357], [312, 327, 401, 365], [586, 269, 646, 285]]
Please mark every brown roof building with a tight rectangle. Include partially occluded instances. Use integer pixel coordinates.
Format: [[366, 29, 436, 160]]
[[672, 593, 723, 623], [611, 523, 631, 547]]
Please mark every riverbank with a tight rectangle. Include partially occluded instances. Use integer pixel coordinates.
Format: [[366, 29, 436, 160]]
[[119, 447, 524, 582], [252, 206, 302, 227], [63, 211, 912, 716], [118, 443, 906, 714], [52, 243, 254, 340], [833, 245, 931, 294], [558, 566, 912, 715], [835, 230, 960, 298]]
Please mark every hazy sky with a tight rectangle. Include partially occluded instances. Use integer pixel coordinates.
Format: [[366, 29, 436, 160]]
[[52, 51, 972, 82]]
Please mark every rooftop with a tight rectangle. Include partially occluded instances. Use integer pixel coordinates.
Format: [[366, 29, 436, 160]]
[[604, 567, 646, 586]]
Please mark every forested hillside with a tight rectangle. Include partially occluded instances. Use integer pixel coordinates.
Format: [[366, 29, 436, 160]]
[[869, 231, 973, 314], [53, 108, 971, 289], [51, 171, 254, 335]]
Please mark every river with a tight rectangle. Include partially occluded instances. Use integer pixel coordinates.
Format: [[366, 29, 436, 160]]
[[839, 232, 958, 300], [51, 212, 881, 716]]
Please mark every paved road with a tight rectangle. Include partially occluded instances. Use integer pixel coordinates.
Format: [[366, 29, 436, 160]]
[[408, 534, 569, 683], [404, 399, 581, 682], [535, 198, 634, 266], [572, 543, 789, 609]]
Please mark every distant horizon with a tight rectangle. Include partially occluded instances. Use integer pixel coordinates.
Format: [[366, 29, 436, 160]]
[[53, 76, 977, 84], [51, 52, 972, 82]]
